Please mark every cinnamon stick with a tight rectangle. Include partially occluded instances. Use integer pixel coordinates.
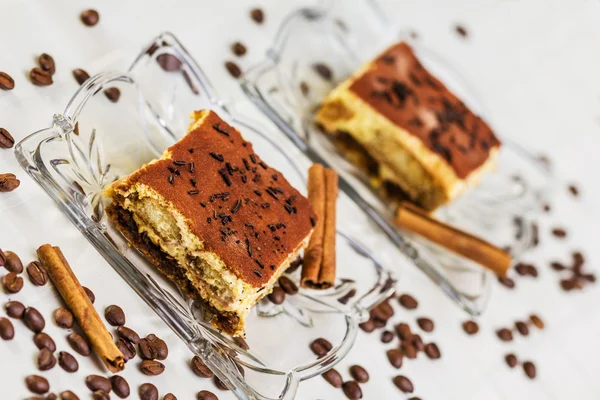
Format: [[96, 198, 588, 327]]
[[37, 244, 124, 372], [394, 202, 512, 276], [302, 164, 338, 289]]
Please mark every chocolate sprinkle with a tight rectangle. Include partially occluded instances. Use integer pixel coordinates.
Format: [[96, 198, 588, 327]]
[[213, 123, 230, 136], [173, 160, 186, 166], [188, 190, 199, 195], [254, 270, 263, 278], [209, 152, 224, 162], [168, 175, 174, 184], [231, 199, 242, 214]]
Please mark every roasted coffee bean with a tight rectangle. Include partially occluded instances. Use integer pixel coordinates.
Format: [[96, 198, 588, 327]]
[[425, 343, 441, 359], [39, 54, 56, 75], [515, 321, 529, 336], [505, 353, 518, 368], [58, 351, 78, 372], [568, 184, 579, 197], [552, 227, 567, 238], [34, 332, 56, 352], [146, 334, 168, 360], [48, 395, 59, 400], [401, 341, 417, 359], [342, 381, 362, 399], [30, 68, 53, 86], [394, 323, 412, 341], [462, 320, 479, 335], [0, 128, 15, 148], [349, 365, 369, 383], [416, 317, 434, 333], [38, 348, 57, 371], [231, 42, 247, 57], [141, 359, 165, 375], [164, 394, 177, 400], [411, 334, 425, 352], [196, 391, 217, 400], [398, 294, 418, 310], [358, 319, 375, 333], [116, 338, 136, 361], [27, 261, 48, 286], [573, 251, 585, 268], [85, 375, 111, 392], [116, 326, 140, 344], [455, 24, 468, 38], [313, 63, 333, 81], [67, 332, 91, 356], [381, 330, 394, 343], [310, 337, 333, 356], [59, 390, 80, 400], [225, 61, 242, 79], [497, 276, 515, 289], [54, 307, 74, 329], [523, 361, 536, 379], [496, 328, 513, 342], [4, 251, 23, 273], [81, 9, 100, 26], [286, 256, 302, 273], [104, 305, 125, 326], [5, 300, 25, 318], [529, 314, 544, 329], [0, 173, 20, 192], [72, 69, 90, 85], [0, 72, 15, 91], [83, 286, 95, 304], [321, 368, 342, 388], [92, 391, 109, 400], [233, 336, 249, 350], [157, 54, 182, 72], [213, 375, 229, 391], [386, 349, 403, 368], [139, 383, 158, 400], [24, 307, 45, 332], [393, 375, 414, 393], [267, 286, 285, 304], [3, 272, 23, 293], [138, 338, 156, 360], [0, 248, 6, 266], [0, 317, 14, 340], [191, 355, 213, 378], [104, 87, 121, 103], [278, 276, 298, 295], [250, 8, 264, 24], [25, 375, 49, 394]]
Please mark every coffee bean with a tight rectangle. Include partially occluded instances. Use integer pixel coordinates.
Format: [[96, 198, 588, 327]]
[[156, 54, 182, 72], [190, 355, 213, 378], [58, 351, 78, 372], [30, 68, 53, 86], [225, 61, 242, 79], [573, 251, 585, 268], [268, 286, 285, 304], [321, 368, 342, 388], [138, 338, 156, 360], [455, 24, 468, 38], [278, 276, 298, 295], [416, 317, 434, 332], [5, 251, 23, 273], [250, 8, 264, 24], [523, 361, 536, 379], [146, 334, 168, 360], [411, 334, 425, 352], [0, 248, 6, 266], [398, 294, 418, 310], [401, 341, 417, 359], [72, 69, 90, 85], [83, 286, 95, 303], [381, 330, 394, 343], [53, 308, 74, 329], [387, 349, 403, 368], [104, 305, 125, 326], [0, 128, 15, 149], [38, 348, 57, 371], [358, 319, 375, 332], [497, 275, 515, 289], [213, 375, 229, 391], [515, 262, 531, 276], [59, 390, 80, 400], [552, 227, 567, 238], [0, 72, 15, 91], [313, 63, 333, 81], [424, 343, 441, 359], [231, 42, 247, 57], [505, 353, 518, 368], [372, 302, 393, 322], [462, 320, 479, 335], [39, 54, 56, 75], [92, 391, 109, 400], [2, 272, 23, 293], [197, 391, 217, 400], [104, 87, 121, 103], [25, 375, 49, 394], [568, 184, 579, 197], [342, 381, 362, 399], [286, 256, 302, 273], [85, 375, 111, 393], [496, 328, 513, 342], [116, 326, 140, 344], [0, 317, 14, 340], [394, 323, 412, 341], [0, 173, 20, 192], [515, 321, 529, 336], [393, 375, 414, 393], [138, 383, 159, 400], [24, 307, 45, 332], [349, 365, 369, 383], [116, 338, 136, 361], [67, 332, 91, 356], [80, 9, 100, 26], [141, 359, 165, 375], [5, 300, 25, 318], [529, 314, 544, 330], [310, 337, 333, 356], [47, 393, 58, 399], [26, 261, 48, 286], [164, 394, 177, 400], [34, 332, 56, 352]]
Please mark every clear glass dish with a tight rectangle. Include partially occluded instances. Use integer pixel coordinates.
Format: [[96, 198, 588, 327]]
[[242, 0, 555, 315], [15, 32, 395, 400]]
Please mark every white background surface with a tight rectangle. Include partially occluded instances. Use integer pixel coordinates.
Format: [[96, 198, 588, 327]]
[[1, 0, 600, 399]]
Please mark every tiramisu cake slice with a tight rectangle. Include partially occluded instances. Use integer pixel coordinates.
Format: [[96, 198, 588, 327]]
[[104, 110, 316, 336], [316, 42, 501, 210]]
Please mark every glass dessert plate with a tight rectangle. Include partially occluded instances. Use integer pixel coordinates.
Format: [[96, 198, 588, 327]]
[[242, 0, 555, 315], [15, 33, 395, 400]]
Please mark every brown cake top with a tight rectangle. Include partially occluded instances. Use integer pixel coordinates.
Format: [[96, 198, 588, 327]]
[[349, 42, 500, 179], [121, 110, 315, 287]]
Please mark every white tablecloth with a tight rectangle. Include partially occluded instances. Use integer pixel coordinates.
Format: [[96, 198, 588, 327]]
[[1, 0, 600, 399]]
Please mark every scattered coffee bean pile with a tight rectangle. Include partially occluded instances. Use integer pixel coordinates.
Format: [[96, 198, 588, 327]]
[[496, 314, 545, 343]]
